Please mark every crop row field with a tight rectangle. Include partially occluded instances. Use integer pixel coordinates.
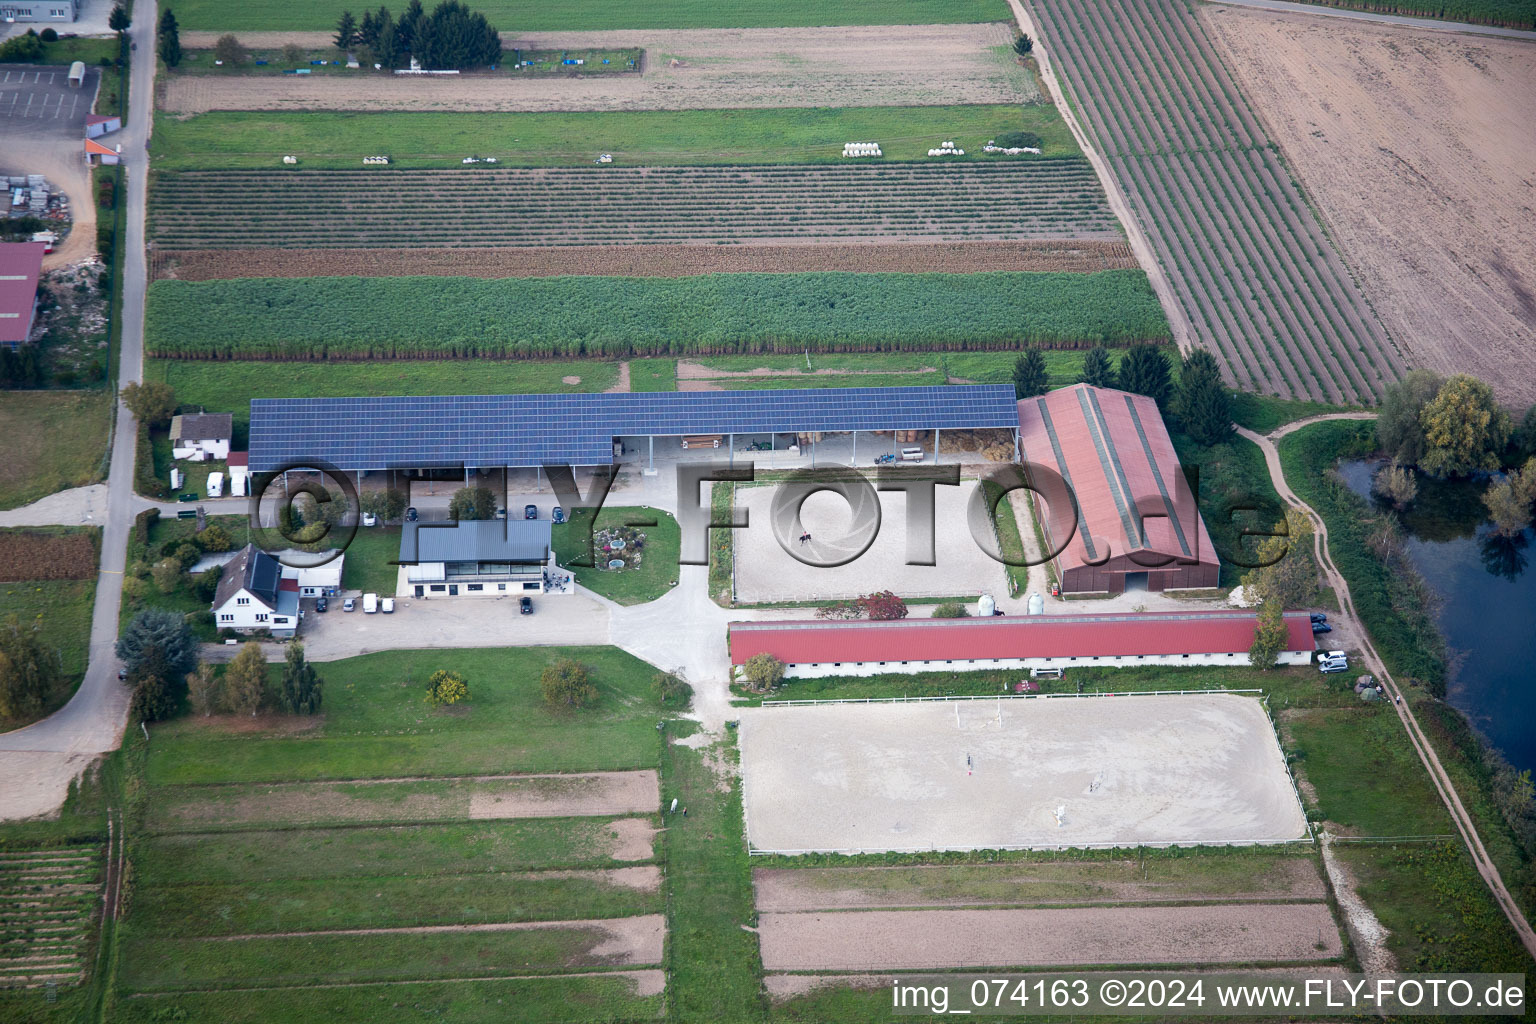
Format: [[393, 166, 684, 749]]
[[0, 848, 101, 991], [118, 647, 670, 1019], [1025, 0, 1408, 404], [148, 162, 1117, 250], [149, 106, 1078, 171], [151, 240, 1141, 281], [143, 271, 1170, 360], [166, 0, 1011, 32]]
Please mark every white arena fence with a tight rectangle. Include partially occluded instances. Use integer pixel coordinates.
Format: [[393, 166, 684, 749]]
[[761, 688, 1264, 707]]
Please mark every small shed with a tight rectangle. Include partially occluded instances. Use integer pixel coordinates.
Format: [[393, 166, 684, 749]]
[[85, 114, 121, 139], [84, 138, 119, 166], [68, 62, 86, 88]]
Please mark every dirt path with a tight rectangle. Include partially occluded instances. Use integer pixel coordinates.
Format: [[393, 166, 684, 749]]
[[169, 24, 1033, 113], [605, 362, 632, 393], [758, 903, 1341, 970], [1003, 0, 1192, 358], [1318, 835, 1395, 973], [1204, 6, 1536, 405], [208, 913, 665, 957], [1240, 413, 1536, 961]]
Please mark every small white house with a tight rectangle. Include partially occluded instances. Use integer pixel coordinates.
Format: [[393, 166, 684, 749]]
[[212, 544, 300, 637], [170, 413, 232, 462], [84, 114, 121, 139]]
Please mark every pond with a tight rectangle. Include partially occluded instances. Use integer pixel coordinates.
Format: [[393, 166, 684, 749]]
[[1339, 460, 1536, 773]]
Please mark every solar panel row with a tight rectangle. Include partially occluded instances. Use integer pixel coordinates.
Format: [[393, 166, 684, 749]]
[[249, 385, 1020, 472]]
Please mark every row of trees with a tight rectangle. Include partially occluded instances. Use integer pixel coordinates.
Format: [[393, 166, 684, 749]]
[[336, 0, 501, 70], [0, 616, 65, 723], [116, 611, 322, 721], [1010, 343, 1232, 446]]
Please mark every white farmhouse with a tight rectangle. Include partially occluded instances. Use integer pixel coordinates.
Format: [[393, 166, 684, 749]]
[[170, 413, 232, 462], [212, 544, 300, 637]]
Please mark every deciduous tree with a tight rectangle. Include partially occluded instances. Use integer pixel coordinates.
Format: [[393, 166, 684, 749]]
[[1239, 509, 1317, 609], [121, 380, 176, 425], [280, 42, 304, 65], [425, 669, 469, 706], [541, 658, 596, 710], [652, 671, 691, 707], [741, 653, 784, 694], [213, 34, 248, 65], [449, 485, 496, 521], [1419, 374, 1511, 478], [186, 661, 220, 717], [128, 644, 183, 722], [1482, 457, 1536, 539], [222, 642, 267, 716], [1248, 601, 1287, 669], [0, 615, 63, 722], [858, 590, 908, 620], [1376, 369, 1443, 466], [1372, 464, 1419, 510], [150, 556, 182, 595]]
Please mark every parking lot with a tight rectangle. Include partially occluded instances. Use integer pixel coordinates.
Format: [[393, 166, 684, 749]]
[[0, 66, 97, 132]]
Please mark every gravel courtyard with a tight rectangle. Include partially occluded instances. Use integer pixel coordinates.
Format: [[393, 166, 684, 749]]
[[731, 480, 1011, 603], [739, 694, 1306, 853]]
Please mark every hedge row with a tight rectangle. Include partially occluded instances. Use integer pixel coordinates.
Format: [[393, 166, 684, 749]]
[[144, 271, 1171, 360]]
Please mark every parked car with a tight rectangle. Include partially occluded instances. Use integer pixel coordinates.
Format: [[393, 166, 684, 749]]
[[178, 493, 198, 502], [1320, 659, 1350, 674], [524, 504, 539, 520], [117, 667, 126, 681], [405, 506, 419, 522], [363, 593, 378, 614], [520, 596, 533, 615], [1312, 622, 1332, 635], [343, 597, 355, 612], [316, 596, 328, 612], [362, 512, 377, 527], [381, 597, 395, 613], [552, 506, 565, 524], [1310, 612, 1328, 624], [1320, 649, 1347, 662], [495, 507, 507, 520]]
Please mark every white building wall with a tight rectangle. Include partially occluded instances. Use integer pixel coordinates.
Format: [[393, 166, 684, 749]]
[[212, 588, 275, 630], [780, 649, 1312, 679]]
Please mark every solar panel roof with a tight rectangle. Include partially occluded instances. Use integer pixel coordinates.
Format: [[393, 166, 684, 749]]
[[248, 385, 1019, 472]]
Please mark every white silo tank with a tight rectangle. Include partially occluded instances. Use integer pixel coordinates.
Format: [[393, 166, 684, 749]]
[[1027, 592, 1045, 615], [977, 594, 996, 617]]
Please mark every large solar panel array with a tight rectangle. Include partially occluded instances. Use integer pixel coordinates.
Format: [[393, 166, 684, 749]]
[[249, 385, 1019, 472]]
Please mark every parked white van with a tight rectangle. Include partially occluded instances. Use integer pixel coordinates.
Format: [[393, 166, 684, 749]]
[[363, 593, 378, 614], [206, 472, 224, 497]]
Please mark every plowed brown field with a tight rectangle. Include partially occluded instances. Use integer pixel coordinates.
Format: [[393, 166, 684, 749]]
[[152, 241, 1138, 281], [166, 24, 1037, 114], [1203, 6, 1536, 406]]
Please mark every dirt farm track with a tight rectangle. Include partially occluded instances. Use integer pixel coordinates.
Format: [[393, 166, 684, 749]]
[[164, 24, 1037, 114], [1204, 6, 1536, 406]]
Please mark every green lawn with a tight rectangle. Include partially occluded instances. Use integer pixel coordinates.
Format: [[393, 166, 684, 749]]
[[151, 105, 1078, 170], [554, 507, 680, 606], [171, 0, 1009, 32], [1285, 707, 1453, 836], [694, 348, 1132, 390], [169, 44, 640, 76], [144, 646, 667, 784], [0, 576, 96, 729], [0, 35, 119, 65], [144, 358, 618, 444], [628, 358, 677, 392], [339, 524, 402, 596], [0, 389, 111, 511], [1229, 391, 1362, 435]]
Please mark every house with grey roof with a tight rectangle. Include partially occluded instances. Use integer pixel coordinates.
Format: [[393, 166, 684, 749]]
[[170, 412, 233, 462], [397, 520, 553, 598], [212, 544, 300, 636]]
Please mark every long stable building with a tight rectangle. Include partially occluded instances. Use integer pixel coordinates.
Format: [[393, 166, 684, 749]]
[[248, 384, 1021, 473], [729, 611, 1316, 677], [1017, 383, 1220, 594]]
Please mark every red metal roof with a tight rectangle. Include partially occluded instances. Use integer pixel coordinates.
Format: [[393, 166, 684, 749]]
[[84, 138, 117, 157], [728, 611, 1313, 666], [1016, 383, 1217, 574], [0, 242, 46, 344], [278, 577, 300, 592], [227, 451, 249, 468]]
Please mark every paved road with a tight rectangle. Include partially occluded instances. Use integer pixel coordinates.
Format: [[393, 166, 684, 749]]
[[1239, 413, 1536, 961], [0, 0, 156, 820], [1207, 0, 1536, 40]]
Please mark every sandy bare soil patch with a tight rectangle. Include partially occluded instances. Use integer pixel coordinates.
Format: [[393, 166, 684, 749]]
[[153, 770, 658, 829], [739, 695, 1306, 853], [1203, 6, 1536, 406], [165, 25, 1033, 114], [758, 903, 1341, 970], [600, 818, 657, 862], [754, 857, 1325, 911], [765, 974, 887, 1000], [152, 241, 1138, 281], [676, 361, 940, 380]]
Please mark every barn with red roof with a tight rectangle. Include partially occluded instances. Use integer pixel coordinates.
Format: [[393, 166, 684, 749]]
[[1017, 382, 1220, 595], [729, 611, 1315, 677], [0, 242, 46, 350]]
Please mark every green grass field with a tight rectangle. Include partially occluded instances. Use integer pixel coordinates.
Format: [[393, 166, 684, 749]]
[[554, 507, 680, 605], [145, 646, 667, 785], [628, 358, 677, 393], [145, 272, 1170, 360], [150, 105, 1077, 170], [0, 389, 111, 511], [0, 577, 96, 679], [339, 525, 403, 596], [170, 0, 1010, 33]]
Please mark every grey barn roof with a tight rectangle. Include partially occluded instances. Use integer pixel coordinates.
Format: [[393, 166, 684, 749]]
[[400, 520, 552, 566], [248, 385, 1019, 472]]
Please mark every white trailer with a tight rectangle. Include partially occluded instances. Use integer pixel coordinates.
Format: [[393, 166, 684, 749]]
[[206, 472, 225, 498]]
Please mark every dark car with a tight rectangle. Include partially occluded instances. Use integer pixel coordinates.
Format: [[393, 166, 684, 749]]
[[524, 504, 538, 520], [405, 506, 419, 522], [316, 596, 328, 612], [1312, 622, 1333, 635], [552, 506, 565, 524], [520, 596, 533, 615], [178, 493, 199, 502], [1310, 613, 1328, 624]]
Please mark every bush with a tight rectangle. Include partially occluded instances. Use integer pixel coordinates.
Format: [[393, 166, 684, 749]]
[[195, 522, 234, 553], [742, 653, 785, 693], [192, 564, 223, 602], [95, 223, 114, 263], [0, 31, 44, 63], [541, 658, 596, 710], [39, 28, 58, 42], [931, 601, 971, 618], [995, 130, 1041, 149], [653, 671, 692, 708], [425, 669, 469, 707], [133, 507, 159, 546]]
